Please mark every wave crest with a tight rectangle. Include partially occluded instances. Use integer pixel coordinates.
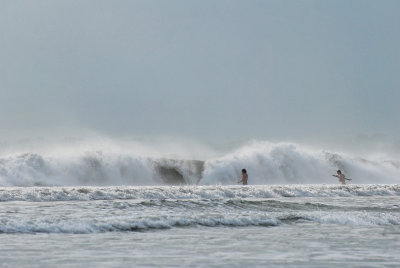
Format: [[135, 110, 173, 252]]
[[0, 141, 399, 186]]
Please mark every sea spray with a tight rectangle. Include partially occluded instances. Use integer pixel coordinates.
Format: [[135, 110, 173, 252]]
[[201, 142, 400, 185], [0, 140, 399, 186]]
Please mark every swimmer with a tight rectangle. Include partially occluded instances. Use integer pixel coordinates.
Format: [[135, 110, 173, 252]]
[[238, 169, 248, 185], [332, 170, 351, 185]]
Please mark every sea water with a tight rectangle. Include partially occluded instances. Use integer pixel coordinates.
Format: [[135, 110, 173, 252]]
[[1, 185, 399, 267], [0, 141, 399, 267]]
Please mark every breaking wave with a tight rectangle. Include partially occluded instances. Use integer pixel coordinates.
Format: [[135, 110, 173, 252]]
[[0, 215, 281, 234], [1, 185, 399, 202], [0, 140, 399, 186], [3, 212, 398, 234], [1, 186, 399, 234]]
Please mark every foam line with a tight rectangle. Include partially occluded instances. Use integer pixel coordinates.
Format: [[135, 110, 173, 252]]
[[0, 185, 399, 202]]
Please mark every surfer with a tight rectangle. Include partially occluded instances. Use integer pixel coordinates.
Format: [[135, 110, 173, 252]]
[[238, 169, 248, 185], [332, 170, 351, 185]]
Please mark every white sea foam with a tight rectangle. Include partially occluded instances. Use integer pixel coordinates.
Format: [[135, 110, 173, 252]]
[[304, 211, 400, 226], [0, 215, 282, 234], [200, 141, 400, 185], [0, 140, 399, 186], [0, 185, 399, 202], [3, 199, 400, 233]]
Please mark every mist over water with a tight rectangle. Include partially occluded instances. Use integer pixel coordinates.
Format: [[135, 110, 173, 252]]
[[0, 138, 399, 187], [201, 141, 400, 185]]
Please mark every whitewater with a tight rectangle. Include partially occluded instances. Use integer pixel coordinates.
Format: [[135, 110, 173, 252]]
[[0, 140, 399, 186], [1, 140, 399, 267]]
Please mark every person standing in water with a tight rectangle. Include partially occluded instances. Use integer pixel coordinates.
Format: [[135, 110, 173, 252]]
[[238, 169, 248, 185], [333, 170, 351, 185]]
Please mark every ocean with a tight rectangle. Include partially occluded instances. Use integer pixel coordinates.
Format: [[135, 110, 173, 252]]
[[0, 141, 399, 267]]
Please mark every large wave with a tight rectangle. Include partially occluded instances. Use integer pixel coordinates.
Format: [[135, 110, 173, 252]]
[[201, 142, 400, 185], [0, 140, 399, 186]]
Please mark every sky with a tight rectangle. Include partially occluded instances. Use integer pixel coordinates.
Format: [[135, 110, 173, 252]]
[[0, 0, 399, 153]]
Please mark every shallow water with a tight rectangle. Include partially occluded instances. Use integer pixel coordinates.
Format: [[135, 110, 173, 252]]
[[1, 185, 399, 267]]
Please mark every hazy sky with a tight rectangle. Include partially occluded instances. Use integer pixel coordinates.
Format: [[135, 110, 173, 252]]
[[1, 0, 399, 150]]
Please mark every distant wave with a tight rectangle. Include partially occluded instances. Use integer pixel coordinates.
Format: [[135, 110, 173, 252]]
[[1, 185, 399, 202], [0, 141, 399, 186]]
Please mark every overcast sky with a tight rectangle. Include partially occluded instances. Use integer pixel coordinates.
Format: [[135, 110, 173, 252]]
[[1, 0, 399, 151]]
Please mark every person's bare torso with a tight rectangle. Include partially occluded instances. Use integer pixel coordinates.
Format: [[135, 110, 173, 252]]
[[242, 173, 248, 185], [338, 174, 346, 184]]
